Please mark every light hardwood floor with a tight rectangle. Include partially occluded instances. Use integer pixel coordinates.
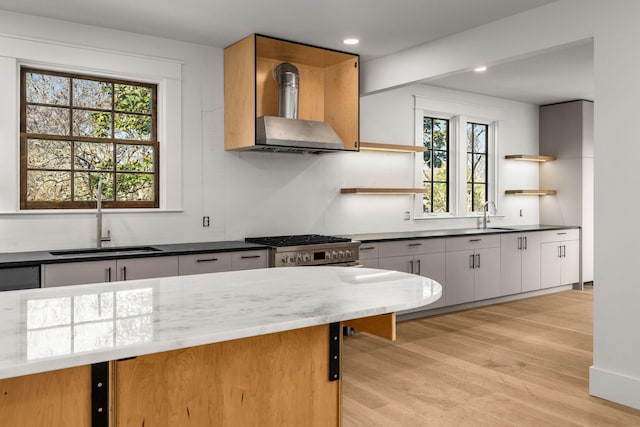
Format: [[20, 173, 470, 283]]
[[342, 287, 640, 426]]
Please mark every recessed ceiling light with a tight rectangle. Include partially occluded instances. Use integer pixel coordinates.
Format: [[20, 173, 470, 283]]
[[343, 38, 359, 45], [474, 66, 487, 72]]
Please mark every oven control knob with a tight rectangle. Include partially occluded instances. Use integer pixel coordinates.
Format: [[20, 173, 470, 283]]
[[332, 251, 338, 259], [345, 250, 352, 258], [303, 254, 311, 262], [325, 251, 332, 260], [338, 251, 344, 259], [281, 255, 288, 264], [296, 254, 303, 263]]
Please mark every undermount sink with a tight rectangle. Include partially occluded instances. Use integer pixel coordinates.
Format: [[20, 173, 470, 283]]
[[50, 246, 162, 258]]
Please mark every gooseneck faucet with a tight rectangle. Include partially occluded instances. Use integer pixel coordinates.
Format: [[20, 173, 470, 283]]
[[96, 181, 111, 249], [481, 200, 497, 230]]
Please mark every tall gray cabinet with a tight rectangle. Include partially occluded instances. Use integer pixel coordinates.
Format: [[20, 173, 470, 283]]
[[539, 100, 593, 283]]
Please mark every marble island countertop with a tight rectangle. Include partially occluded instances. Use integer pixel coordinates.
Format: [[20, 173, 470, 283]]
[[0, 266, 441, 380]]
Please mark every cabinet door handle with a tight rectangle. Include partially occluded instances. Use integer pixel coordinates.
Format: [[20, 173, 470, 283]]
[[106, 267, 112, 282], [416, 259, 421, 275], [240, 255, 261, 259], [562, 245, 566, 258], [408, 242, 423, 247], [470, 254, 475, 269], [469, 238, 482, 242], [476, 254, 481, 269], [558, 246, 562, 258], [517, 237, 522, 250], [409, 259, 414, 274], [122, 266, 127, 281], [360, 246, 375, 251], [196, 258, 219, 263], [524, 236, 528, 250]]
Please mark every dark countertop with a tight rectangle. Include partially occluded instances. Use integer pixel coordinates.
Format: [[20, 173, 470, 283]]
[[0, 241, 268, 268], [344, 224, 580, 243]]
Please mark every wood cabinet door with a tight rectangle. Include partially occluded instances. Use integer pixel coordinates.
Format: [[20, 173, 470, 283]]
[[42, 260, 117, 287], [445, 250, 475, 306], [117, 256, 179, 281], [474, 247, 501, 301], [521, 233, 541, 292], [500, 234, 523, 296], [540, 242, 562, 289], [561, 240, 580, 285]]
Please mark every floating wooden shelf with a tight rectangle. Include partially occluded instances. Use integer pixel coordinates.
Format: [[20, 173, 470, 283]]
[[341, 188, 428, 195], [505, 154, 556, 162], [505, 190, 557, 196], [359, 142, 427, 153]]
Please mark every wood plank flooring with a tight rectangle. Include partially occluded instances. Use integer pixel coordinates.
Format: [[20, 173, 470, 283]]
[[342, 287, 640, 426]]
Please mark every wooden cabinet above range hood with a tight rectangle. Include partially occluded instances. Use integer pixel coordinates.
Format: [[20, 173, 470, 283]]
[[224, 34, 360, 153]]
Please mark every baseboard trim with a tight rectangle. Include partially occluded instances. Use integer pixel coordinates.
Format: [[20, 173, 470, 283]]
[[590, 366, 640, 410]]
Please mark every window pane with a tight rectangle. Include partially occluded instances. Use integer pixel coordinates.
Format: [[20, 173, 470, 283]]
[[473, 184, 486, 212], [72, 110, 112, 138], [466, 154, 473, 182], [474, 125, 487, 153], [74, 172, 113, 201], [432, 120, 447, 150], [114, 114, 152, 140], [422, 151, 432, 181], [74, 142, 114, 171], [422, 185, 432, 213], [28, 139, 71, 169], [26, 105, 70, 135], [466, 123, 473, 152], [474, 154, 486, 182], [117, 173, 154, 201], [26, 72, 70, 105], [116, 144, 154, 172], [115, 84, 151, 114], [433, 151, 447, 182], [72, 79, 112, 109], [26, 170, 71, 201], [466, 184, 473, 213], [423, 118, 432, 149], [433, 183, 448, 213]]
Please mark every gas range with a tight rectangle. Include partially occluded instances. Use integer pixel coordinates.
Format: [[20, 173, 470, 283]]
[[245, 234, 360, 267]]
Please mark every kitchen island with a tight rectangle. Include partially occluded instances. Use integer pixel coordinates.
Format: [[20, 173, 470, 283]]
[[0, 267, 441, 426]]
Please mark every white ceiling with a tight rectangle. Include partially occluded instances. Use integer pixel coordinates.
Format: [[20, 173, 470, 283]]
[[0, 0, 593, 105]]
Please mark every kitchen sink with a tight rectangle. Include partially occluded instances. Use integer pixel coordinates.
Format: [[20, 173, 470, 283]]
[[50, 246, 162, 258]]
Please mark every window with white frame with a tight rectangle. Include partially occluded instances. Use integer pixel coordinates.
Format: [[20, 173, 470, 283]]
[[414, 97, 498, 218]]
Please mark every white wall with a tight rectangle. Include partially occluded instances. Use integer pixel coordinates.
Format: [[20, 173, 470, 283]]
[[0, 9, 540, 252]]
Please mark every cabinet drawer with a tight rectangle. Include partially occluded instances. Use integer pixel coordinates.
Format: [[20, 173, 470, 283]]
[[445, 235, 500, 252], [231, 250, 268, 271], [358, 243, 379, 260], [378, 238, 445, 258], [179, 253, 232, 276], [539, 229, 579, 243]]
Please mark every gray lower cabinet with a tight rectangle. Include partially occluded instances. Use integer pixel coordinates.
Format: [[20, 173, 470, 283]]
[[377, 238, 446, 310], [500, 232, 541, 295], [0, 266, 40, 291], [358, 243, 379, 268], [540, 229, 580, 288], [178, 249, 268, 276], [445, 235, 501, 306], [42, 257, 179, 287]]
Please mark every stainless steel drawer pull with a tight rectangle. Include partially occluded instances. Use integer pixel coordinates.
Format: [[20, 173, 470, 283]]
[[196, 258, 219, 263], [408, 242, 423, 247], [240, 255, 261, 259], [360, 246, 375, 251], [469, 238, 482, 242]]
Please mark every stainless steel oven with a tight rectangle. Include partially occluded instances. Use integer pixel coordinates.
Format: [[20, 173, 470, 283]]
[[244, 235, 361, 267]]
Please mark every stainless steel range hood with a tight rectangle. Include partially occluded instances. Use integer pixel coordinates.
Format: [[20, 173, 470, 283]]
[[251, 62, 345, 154], [255, 116, 345, 154]]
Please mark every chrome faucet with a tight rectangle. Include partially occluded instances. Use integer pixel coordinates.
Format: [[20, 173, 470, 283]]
[[480, 200, 497, 230], [96, 181, 111, 249]]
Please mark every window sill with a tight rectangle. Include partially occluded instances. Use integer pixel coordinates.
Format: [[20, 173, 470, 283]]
[[413, 213, 505, 221], [0, 209, 184, 216]]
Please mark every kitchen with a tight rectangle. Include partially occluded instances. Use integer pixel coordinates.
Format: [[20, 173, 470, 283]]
[[0, 0, 639, 425]]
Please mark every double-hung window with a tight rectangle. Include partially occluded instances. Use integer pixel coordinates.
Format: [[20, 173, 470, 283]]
[[466, 122, 489, 213], [20, 68, 159, 209], [422, 116, 449, 213]]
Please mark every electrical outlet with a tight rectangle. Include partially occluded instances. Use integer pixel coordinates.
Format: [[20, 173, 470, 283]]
[[404, 211, 411, 220], [519, 209, 524, 217], [203, 216, 210, 227]]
